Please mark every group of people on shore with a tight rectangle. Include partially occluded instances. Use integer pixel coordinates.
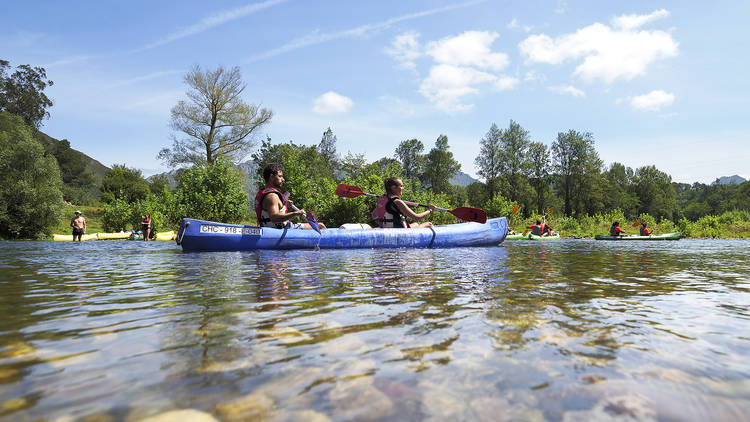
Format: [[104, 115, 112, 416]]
[[68, 211, 152, 241]]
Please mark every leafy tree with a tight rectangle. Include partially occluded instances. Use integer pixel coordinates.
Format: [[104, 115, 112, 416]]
[[0, 112, 63, 238], [496, 120, 532, 204], [395, 138, 425, 182], [603, 162, 639, 218], [0, 60, 54, 128], [158, 65, 273, 167], [318, 127, 338, 171], [368, 157, 403, 177], [340, 152, 367, 181], [466, 181, 489, 208], [51, 138, 96, 204], [422, 134, 460, 194], [551, 129, 603, 216], [528, 141, 550, 214], [101, 165, 151, 203], [148, 174, 170, 195], [475, 123, 503, 200], [633, 165, 676, 220], [173, 159, 250, 223]]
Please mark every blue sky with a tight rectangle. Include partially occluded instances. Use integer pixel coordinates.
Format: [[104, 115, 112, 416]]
[[2, 0, 748, 183]]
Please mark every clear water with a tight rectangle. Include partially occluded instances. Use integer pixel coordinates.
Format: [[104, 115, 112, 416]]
[[1, 239, 749, 421]]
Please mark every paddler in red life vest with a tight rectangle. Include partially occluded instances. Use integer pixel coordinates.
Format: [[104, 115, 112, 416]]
[[372, 177, 436, 228], [527, 216, 546, 235], [254, 163, 326, 230], [609, 221, 625, 237], [639, 222, 651, 236]]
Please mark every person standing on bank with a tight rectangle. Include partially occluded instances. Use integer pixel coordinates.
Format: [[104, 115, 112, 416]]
[[141, 213, 152, 241], [254, 163, 326, 230], [374, 177, 436, 228], [70, 210, 87, 241]]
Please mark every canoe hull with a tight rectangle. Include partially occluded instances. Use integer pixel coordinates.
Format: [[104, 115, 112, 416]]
[[177, 217, 508, 251], [595, 232, 681, 241]]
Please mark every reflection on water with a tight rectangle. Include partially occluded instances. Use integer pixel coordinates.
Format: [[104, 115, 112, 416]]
[[1, 239, 750, 421]]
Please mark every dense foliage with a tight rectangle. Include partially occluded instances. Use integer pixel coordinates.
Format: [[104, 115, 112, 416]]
[[0, 59, 54, 128], [0, 112, 64, 238], [101, 164, 151, 204]]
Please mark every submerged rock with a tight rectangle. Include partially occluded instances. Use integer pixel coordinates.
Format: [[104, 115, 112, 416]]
[[213, 392, 275, 422], [137, 409, 218, 422]]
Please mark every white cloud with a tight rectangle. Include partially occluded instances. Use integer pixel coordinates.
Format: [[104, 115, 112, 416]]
[[524, 70, 545, 82], [312, 91, 354, 114], [384, 31, 422, 70], [612, 9, 670, 31], [419, 64, 496, 113], [426, 31, 509, 70], [495, 75, 520, 91], [519, 10, 678, 83], [387, 30, 516, 113], [507, 19, 519, 29], [629, 90, 674, 111], [549, 85, 585, 97]]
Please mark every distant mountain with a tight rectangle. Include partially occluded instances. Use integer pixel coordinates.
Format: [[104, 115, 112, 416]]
[[450, 171, 479, 187], [711, 175, 747, 186]]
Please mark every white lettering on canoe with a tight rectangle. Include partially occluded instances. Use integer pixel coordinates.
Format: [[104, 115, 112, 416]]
[[199, 225, 262, 236]]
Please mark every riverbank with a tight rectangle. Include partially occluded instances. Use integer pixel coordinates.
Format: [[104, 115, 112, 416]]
[[37, 206, 750, 240]]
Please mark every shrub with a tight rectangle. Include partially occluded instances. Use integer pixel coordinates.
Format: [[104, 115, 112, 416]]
[[173, 160, 250, 223], [0, 112, 64, 238]]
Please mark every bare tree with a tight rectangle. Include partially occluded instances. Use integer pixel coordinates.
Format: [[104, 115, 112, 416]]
[[158, 65, 273, 167]]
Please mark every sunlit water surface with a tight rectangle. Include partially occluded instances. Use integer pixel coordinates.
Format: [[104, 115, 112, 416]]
[[1, 239, 749, 421]]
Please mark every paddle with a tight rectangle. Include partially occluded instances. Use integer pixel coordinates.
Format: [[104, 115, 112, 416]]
[[335, 183, 487, 224], [283, 192, 322, 234]]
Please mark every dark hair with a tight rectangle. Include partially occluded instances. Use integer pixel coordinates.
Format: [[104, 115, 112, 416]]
[[613, 221, 620, 226], [384, 177, 402, 195], [536, 219, 541, 225], [263, 163, 285, 183], [642, 222, 647, 227]]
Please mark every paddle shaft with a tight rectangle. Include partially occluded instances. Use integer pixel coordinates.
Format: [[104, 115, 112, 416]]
[[354, 191, 450, 212]]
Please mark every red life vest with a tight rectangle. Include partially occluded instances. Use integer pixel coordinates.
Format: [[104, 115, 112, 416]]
[[254, 187, 287, 228], [372, 195, 408, 228], [640, 226, 650, 236]]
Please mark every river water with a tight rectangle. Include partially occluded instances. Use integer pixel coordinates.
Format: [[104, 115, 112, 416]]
[[1, 239, 749, 421]]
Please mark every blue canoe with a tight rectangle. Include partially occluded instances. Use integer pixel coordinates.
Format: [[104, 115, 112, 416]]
[[176, 217, 508, 251]]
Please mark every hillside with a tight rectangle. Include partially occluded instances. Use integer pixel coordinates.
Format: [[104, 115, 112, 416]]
[[712, 175, 747, 185], [450, 171, 479, 187], [34, 130, 109, 185]]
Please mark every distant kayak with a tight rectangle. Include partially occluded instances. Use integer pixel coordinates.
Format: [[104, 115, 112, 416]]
[[595, 232, 681, 241], [53, 233, 97, 241], [506, 233, 560, 240], [97, 232, 131, 240], [154, 231, 176, 241], [527, 233, 561, 240]]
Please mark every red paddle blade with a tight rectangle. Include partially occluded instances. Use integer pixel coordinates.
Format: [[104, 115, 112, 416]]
[[450, 207, 487, 224], [335, 184, 365, 198]]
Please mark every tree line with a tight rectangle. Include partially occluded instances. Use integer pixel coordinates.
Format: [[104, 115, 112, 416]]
[[2, 59, 749, 238]]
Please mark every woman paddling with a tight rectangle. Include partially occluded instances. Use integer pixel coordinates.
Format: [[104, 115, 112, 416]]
[[373, 178, 436, 228]]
